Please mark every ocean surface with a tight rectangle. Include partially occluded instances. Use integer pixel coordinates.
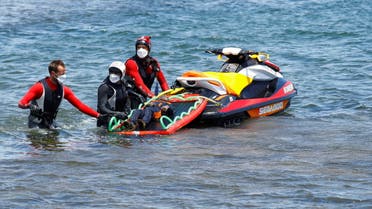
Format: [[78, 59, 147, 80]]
[[1, 0, 371, 208]]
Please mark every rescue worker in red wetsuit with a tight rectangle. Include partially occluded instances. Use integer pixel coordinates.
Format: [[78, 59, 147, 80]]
[[125, 36, 169, 108], [18, 60, 104, 129], [97, 61, 131, 127]]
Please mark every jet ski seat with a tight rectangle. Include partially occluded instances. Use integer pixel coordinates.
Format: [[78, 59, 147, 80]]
[[238, 64, 283, 81], [178, 71, 253, 96]]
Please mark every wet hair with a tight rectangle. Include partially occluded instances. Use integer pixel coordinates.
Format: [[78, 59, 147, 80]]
[[48, 60, 65, 73]]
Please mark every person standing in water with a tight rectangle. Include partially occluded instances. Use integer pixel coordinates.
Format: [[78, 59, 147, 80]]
[[18, 60, 104, 129], [96, 61, 131, 127]]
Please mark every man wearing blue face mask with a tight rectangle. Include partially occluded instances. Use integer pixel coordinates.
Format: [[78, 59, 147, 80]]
[[18, 60, 103, 129], [97, 61, 132, 127], [125, 36, 169, 108]]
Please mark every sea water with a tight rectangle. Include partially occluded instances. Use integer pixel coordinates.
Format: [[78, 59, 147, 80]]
[[0, 0, 371, 208]]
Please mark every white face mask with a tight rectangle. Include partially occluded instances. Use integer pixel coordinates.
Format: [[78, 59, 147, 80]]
[[109, 74, 120, 83], [56, 74, 66, 84], [137, 48, 148, 59]]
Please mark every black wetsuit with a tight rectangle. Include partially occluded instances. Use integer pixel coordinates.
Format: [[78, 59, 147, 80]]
[[97, 77, 131, 127]]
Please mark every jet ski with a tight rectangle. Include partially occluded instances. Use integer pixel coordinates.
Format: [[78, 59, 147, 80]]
[[174, 47, 297, 127]]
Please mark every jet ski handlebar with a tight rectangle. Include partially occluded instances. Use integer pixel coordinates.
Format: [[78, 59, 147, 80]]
[[205, 48, 257, 56], [205, 47, 270, 62]]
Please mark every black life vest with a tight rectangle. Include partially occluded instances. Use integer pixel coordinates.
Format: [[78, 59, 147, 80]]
[[131, 55, 159, 89], [97, 78, 129, 112], [29, 78, 64, 128]]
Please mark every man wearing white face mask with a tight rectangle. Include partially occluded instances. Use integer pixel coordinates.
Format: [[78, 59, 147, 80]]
[[125, 36, 169, 108], [97, 61, 131, 127], [18, 60, 103, 129]]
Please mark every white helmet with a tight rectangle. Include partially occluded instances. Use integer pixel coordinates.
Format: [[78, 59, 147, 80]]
[[108, 61, 126, 78]]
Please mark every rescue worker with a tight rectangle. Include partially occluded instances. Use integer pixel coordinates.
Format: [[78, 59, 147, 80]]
[[97, 61, 131, 127], [18, 60, 104, 129], [125, 36, 169, 108]]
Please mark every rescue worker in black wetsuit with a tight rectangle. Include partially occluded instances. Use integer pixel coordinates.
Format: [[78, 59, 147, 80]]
[[97, 61, 131, 127]]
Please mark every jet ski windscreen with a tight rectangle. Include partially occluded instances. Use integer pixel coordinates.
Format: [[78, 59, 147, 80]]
[[220, 63, 240, 72]]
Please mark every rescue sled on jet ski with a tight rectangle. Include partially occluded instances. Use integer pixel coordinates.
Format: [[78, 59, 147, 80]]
[[107, 88, 208, 136], [173, 47, 297, 127]]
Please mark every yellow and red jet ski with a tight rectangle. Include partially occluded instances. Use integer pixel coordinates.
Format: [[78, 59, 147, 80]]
[[174, 47, 297, 127]]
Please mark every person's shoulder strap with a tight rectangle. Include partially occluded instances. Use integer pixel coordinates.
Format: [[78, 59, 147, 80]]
[[149, 57, 160, 72]]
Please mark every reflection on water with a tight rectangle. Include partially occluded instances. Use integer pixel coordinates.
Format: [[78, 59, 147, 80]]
[[94, 129, 134, 148], [26, 129, 66, 151], [98, 136, 133, 148]]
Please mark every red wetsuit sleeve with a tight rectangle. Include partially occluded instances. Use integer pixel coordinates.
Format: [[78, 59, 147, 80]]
[[125, 59, 155, 97], [18, 82, 44, 108], [156, 68, 169, 91], [63, 86, 99, 118], [153, 59, 169, 91], [150, 59, 169, 91]]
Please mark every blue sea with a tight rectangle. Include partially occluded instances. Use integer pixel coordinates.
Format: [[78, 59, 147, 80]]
[[1, 0, 371, 208]]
